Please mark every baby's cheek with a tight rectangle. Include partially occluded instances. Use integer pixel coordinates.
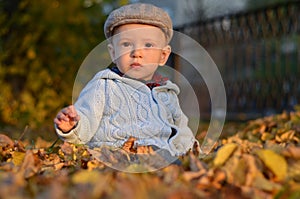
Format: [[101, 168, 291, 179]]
[[117, 49, 131, 57]]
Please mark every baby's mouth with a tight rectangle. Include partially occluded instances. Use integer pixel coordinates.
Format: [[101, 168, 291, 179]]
[[130, 62, 142, 69]]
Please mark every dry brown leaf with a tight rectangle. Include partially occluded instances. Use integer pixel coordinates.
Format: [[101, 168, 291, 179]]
[[243, 154, 262, 187], [53, 162, 65, 171], [230, 157, 247, 186], [0, 134, 14, 148], [260, 124, 267, 132], [34, 137, 53, 148], [280, 130, 295, 142], [212, 169, 227, 189], [261, 132, 274, 141], [42, 153, 61, 166], [87, 159, 105, 171], [122, 136, 137, 153], [182, 170, 206, 182], [3, 109, 300, 199], [19, 150, 41, 179], [282, 146, 300, 159], [197, 175, 210, 188], [288, 160, 300, 181], [188, 151, 207, 172], [60, 142, 74, 155]]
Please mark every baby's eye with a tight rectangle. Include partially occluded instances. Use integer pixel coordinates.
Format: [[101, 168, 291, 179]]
[[145, 43, 154, 48], [121, 42, 131, 47]]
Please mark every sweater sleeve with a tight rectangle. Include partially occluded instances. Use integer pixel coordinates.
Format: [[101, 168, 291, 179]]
[[167, 91, 197, 156], [155, 82, 197, 156], [55, 77, 105, 144]]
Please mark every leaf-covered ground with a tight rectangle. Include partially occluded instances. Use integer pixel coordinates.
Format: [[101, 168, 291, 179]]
[[1, 111, 300, 199]]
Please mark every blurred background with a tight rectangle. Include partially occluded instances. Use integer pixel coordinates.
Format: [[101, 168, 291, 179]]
[[0, 0, 299, 139]]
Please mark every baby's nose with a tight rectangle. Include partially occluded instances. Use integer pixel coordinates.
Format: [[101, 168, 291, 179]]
[[130, 47, 143, 58]]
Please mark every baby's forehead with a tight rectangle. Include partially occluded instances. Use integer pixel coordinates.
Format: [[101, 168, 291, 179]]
[[112, 24, 167, 42], [114, 24, 164, 34]]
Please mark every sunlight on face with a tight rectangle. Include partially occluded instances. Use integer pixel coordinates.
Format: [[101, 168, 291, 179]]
[[108, 24, 171, 81]]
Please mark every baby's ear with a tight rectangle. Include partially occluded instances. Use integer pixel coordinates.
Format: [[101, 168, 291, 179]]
[[107, 44, 116, 63], [159, 45, 171, 66]]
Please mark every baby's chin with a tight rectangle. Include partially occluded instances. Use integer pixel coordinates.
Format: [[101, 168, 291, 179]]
[[124, 71, 152, 81], [127, 75, 151, 82]]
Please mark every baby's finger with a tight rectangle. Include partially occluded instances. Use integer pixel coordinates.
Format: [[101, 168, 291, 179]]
[[56, 112, 70, 122], [53, 117, 62, 125], [61, 107, 71, 115], [72, 114, 80, 122], [62, 106, 78, 118]]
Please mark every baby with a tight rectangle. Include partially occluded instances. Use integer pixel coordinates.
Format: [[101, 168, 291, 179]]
[[54, 3, 199, 157]]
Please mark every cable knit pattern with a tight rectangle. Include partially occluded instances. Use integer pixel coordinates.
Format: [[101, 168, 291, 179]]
[[56, 69, 197, 156]]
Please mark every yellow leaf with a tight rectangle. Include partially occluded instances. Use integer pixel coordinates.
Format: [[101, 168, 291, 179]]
[[125, 164, 150, 173], [71, 170, 101, 184], [12, 151, 26, 166], [213, 143, 238, 167], [256, 149, 287, 181]]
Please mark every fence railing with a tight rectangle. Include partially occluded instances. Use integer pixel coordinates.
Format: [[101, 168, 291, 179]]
[[175, 1, 300, 120]]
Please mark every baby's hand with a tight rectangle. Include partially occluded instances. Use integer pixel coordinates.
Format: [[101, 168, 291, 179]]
[[54, 105, 80, 133]]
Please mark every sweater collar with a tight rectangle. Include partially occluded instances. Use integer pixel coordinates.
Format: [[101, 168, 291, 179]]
[[110, 66, 168, 89]]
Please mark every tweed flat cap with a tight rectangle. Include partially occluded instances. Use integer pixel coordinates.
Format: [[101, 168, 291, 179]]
[[104, 3, 173, 43]]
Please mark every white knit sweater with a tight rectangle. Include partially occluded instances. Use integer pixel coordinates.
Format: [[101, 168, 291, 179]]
[[55, 69, 197, 156]]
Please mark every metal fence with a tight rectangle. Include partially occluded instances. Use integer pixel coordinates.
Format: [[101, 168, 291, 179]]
[[175, 1, 300, 120]]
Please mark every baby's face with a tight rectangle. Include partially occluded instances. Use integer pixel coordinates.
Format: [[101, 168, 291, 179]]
[[108, 24, 171, 81]]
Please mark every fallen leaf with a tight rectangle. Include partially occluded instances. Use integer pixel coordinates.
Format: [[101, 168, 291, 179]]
[[182, 170, 206, 182], [188, 152, 208, 172], [87, 159, 105, 171], [19, 150, 41, 179], [261, 132, 274, 141], [212, 169, 227, 189], [288, 160, 300, 181], [34, 137, 53, 148], [11, 151, 26, 166], [243, 154, 261, 187], [214, 143, 238, 167], [71, 170, 102, 184], [60, 142, 74, 155], [256, 149, 287, 181], [0, 134, 14, 148], [282, 146, 300, 159], [229, 157, 247, 186], [42, 153, 61, 166], [280, 130, 295, 142]]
